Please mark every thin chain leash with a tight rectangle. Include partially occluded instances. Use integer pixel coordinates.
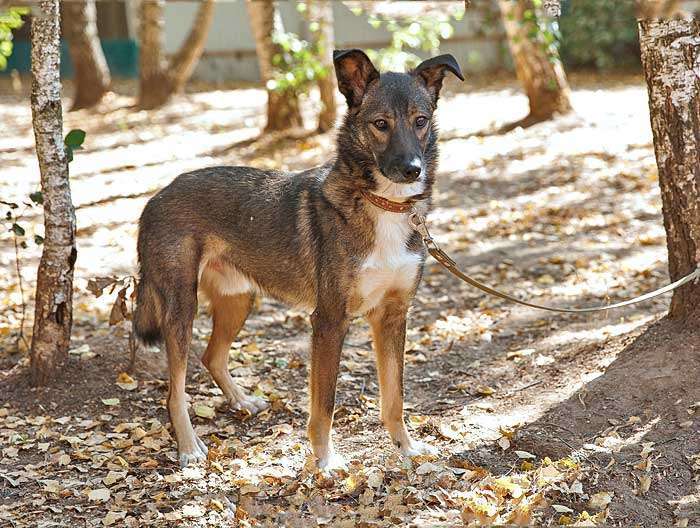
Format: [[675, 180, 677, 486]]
[[408, 213, 700, 314]]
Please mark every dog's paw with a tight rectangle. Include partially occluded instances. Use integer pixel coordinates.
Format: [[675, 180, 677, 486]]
[[230, 395, 269, 415], [178, 440, 208, 468], [400, 439, 438, 458], [316, 451, 348, 475]]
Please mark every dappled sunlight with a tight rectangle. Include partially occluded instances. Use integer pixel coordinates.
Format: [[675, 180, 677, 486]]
[[1, 73, 696, 527]]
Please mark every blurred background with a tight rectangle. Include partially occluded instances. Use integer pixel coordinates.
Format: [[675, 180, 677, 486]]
[[3, 0, 699, 81]]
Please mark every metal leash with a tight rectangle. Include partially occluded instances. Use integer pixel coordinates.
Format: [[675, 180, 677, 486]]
[[409, 213, 700, 314]]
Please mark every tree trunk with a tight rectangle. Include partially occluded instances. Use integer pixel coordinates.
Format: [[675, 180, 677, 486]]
[[636, 0, 681, 18], [138, 0, 215, 109], [639, 18, 700, 320], [30, 0, 77, 386], [62, 0, 111, 111], [167, 0, 215, 94], [246, 0, 303, 132], [306, 0, 337, 132], [138, 0, 168, 109], [498, 0, 572, 125]]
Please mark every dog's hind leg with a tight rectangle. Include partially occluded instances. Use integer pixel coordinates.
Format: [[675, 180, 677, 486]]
[[367, 291, 438, 458], [201, 292, 268, 415], [162, 287, 207, 468]]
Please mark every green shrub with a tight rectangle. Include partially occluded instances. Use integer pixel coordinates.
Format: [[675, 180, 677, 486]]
[[558, 0, 640, 70]]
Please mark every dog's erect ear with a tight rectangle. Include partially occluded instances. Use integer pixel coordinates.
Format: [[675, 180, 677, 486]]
[[333, 49, 380, 109], [414, 54, 464, 103]]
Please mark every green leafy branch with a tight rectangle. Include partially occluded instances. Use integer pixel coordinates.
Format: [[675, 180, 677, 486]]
[[1, 192, 43, 352], [269, 30, 326, 94], [0, 6, 28, 71], [0, 129, 85, 351], [352, 9, 463, 71], [510, 0, 562, 65]]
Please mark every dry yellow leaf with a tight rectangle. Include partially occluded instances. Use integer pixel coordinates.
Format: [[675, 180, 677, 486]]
[[638, 475, 651, 494]]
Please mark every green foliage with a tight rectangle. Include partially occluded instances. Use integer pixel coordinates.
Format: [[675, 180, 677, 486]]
[[11, 223, 25, 237], [359, 11, 463, 71], [2, 193, 45, 249], [29, 191, 43, 205], [65, 129, 87, 162], [269, 30, 326, 94], [0, 7, 28, 71], [511, 0, 562, 66], [268, 2, 462, 95], [559, 0, 640, 69]]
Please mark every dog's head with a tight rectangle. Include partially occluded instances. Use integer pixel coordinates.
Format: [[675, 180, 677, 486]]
[[334, 49, 464, 199]]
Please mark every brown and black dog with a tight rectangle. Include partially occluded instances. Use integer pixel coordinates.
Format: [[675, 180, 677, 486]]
[[134, 49, 464, 470]]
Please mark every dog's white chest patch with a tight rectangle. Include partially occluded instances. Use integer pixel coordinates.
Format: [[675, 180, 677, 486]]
[[353, 212, 422, 315]]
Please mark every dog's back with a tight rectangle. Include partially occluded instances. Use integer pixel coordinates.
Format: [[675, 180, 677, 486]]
[[133, 165, 327, 345]]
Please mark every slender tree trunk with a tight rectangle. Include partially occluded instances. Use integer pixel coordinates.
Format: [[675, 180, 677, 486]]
[[62, 0, 111, 111], [639, 18, 700, 320], [138, 0, 168, 109], [498, 0, 572, 125], [138, 0, 215, 109], [306, 0, 337, 132], [246, 0, 303, 132], [167, 0, 215, 94], [30, 0, 77, 386]]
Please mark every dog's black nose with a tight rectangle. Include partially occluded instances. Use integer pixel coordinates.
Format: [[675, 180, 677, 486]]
[[403, 159, 422, 181]]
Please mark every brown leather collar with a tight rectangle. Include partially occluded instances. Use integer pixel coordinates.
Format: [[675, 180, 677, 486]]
[[361, 189, 416, 214]]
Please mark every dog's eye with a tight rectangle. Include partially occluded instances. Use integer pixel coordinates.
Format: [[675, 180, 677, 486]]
[[415, 116, 428, 128], [373, 119, 388, 131]]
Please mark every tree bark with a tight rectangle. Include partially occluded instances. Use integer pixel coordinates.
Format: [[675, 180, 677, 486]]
[[246, 0, 303, 132], [306, 0, 337, 132], [167, 0, 215, 94], [639, 18, 700, 320], [498, 0, 572, 125], [138, 0, 168, 109], [138, 0, 215, 109], [62, 0, 111, 111], [30, 0, 77, 386]]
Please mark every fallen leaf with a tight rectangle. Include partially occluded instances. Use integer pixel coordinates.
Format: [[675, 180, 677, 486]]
[[497, 436, 511, 450], [638, 475, 651, 494], [103, 471, 127, 486], [588, 491, 613, 511], [476, 385, 495, 396], [116, 372, 138, 391], [194, 404, 215, 419], [41, 480, 60, 493], [416, 462, 440, 475], [553, 504, 574, 513], [88, 488, 111, 502], [102, 511, 127, 526]]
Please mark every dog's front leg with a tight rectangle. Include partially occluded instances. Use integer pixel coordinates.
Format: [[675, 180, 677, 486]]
[[308, 305, 349, 472], [367, 292, 438, 458]]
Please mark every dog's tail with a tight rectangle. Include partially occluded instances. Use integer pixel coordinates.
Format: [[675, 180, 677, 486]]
[[133, 277, 162, 346]]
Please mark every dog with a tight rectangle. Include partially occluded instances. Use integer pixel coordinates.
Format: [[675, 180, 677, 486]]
[[133, 49, 464, 470]]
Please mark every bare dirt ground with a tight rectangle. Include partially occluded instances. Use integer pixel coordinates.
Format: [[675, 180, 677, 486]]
[[1, 73, 698, 527]]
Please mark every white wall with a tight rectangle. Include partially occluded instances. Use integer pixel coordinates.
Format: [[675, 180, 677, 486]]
[[157, 1, 506, 83]]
